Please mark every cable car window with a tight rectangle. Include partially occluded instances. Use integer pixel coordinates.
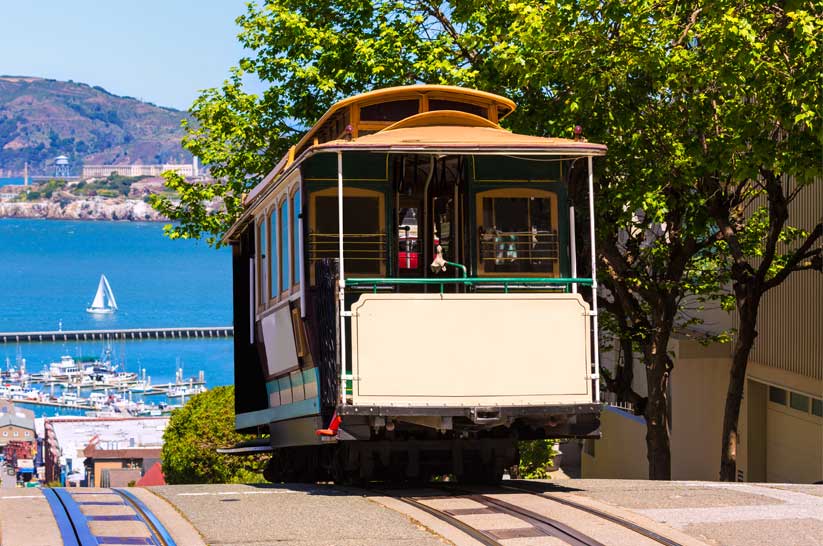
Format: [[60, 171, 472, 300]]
[[280, 201, 290, 291], [398, 207, 419, 271], [477, 190, 558, 275], [257, 219, 267, 305], [293, 189, 301, 286], [428, 99, 487, 118], [268, 208, 277, 299], [310, 191, 385, 279], [360, 99, 419, 122]]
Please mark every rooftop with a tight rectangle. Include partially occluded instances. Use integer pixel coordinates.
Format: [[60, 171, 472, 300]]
[[45, 416, 169, 479]]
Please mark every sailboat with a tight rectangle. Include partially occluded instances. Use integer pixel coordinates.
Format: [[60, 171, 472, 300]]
[[86, 274, 118, 314]]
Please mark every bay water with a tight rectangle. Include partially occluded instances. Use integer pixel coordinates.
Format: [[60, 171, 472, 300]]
[[0, 218, 233, 416]]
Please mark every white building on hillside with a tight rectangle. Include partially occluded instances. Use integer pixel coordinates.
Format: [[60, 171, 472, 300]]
[[82, 160, 198, 179]]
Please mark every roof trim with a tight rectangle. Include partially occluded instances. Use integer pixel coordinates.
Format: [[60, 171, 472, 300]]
[[292, 85, 516, 155], [382, 110, 499, 131], [243, 86, 517, 207]]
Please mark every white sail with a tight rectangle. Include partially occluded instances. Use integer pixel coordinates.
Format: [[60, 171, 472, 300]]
[[87, 274, 117, 314], [102, 275, 118, 310], [90, 277, 106, 308]]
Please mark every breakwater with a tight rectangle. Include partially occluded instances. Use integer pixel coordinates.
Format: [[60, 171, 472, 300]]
[[0, 326, 233, 344]]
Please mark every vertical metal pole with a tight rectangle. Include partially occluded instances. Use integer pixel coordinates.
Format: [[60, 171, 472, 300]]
[[248, 258, 255, 345], [587, 155, 600, 403], [337, 151, 347, 405], [569, 206, 577, 294], [298, 179, 306, 318]]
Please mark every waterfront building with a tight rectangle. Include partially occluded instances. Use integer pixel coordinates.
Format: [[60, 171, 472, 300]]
[[43, 416, 168, 486], [0, 406, 36, 460], [82, 162, 196, 179], [83, 439, 161, 487]]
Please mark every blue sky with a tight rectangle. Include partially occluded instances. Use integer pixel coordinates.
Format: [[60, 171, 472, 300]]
[[0, 1, 260, 111]]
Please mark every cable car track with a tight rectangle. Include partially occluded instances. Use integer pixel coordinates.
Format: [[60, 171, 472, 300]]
[[499, 482, 683, 546], [395, 489, 607, 546], [42, 487, 177, 546], [389, 484, 684, 546]]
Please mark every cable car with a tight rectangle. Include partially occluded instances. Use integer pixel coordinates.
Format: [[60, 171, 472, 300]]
[[223, 85, 605, 483]]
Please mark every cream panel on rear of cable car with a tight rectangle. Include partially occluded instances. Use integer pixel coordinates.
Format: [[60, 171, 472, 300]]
[[351, 293, 592, 406]]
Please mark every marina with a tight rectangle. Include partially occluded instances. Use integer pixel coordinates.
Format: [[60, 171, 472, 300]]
[[1, 352, 208, 416]]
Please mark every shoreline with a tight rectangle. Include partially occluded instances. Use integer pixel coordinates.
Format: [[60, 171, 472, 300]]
[[0, 198, 169, 222]]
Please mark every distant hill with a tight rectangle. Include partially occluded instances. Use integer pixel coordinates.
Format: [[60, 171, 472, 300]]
[[0, 76, 190, 177]]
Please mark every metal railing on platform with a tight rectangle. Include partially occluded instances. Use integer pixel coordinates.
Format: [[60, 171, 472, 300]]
[[344, 276, 594, 293]]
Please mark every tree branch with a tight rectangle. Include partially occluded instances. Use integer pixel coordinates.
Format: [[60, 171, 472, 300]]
[[755, 169, 790, 286], [418, 1, 479, 66], [673, 8, 702, 47], [763, 222, 823, 290]]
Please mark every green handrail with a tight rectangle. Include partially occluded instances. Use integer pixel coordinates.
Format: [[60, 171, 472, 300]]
[[444, 261, 468, 278], [345, 276, 592, 294], [346, 277, 592, 285]]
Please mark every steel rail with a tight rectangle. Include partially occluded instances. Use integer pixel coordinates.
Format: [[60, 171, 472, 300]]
[[425, 484, 616, 546], [42, 488, 82, 546], [114, 488, 178, 546], [397, 486, 605, 546], [42, 487, 177, 546], [469, 493, 605, 546], [501, 483, 684, 546], [395, 495, 502, 546], [51, 488, 99, 546]]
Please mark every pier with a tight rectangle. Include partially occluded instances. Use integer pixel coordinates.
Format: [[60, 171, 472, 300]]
[[0, 326, 233, 344]]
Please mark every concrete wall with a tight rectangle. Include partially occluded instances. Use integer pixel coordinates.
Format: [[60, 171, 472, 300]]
[[670, 341, 732, 481], [581, 406, 648, 479]]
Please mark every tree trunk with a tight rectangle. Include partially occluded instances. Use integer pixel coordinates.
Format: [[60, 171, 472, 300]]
[[719, 292, 760, 481], [645, 355, 672, 480]]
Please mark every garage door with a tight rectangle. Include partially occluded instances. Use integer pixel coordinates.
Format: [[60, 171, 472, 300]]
[[766, 387, 823, 483]]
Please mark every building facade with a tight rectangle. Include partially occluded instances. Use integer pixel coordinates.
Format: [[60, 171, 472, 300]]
[[81, 163, 195, 179], [0, 408, 35, 452], [43, 416, 168, 486], [82, 440, 161, 488], [583, 180, 822, 483]]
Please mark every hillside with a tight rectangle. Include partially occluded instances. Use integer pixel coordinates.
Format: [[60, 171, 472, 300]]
[[0, 76, 190, 177]]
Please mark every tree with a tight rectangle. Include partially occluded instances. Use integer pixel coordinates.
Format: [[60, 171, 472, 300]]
[[710, 176, 821, 481], [688, 4, 823, 480], [153, 0, 820, 479], [161, 386, 266, 484]]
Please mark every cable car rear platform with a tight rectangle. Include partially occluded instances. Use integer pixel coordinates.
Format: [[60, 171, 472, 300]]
[[337, 402, 602, 417], [336, 403, 603, 439]]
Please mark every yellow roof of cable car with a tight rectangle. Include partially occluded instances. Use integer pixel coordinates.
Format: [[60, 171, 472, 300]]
[[229, 87, 606, 242], [296, 84, 517, 140]]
